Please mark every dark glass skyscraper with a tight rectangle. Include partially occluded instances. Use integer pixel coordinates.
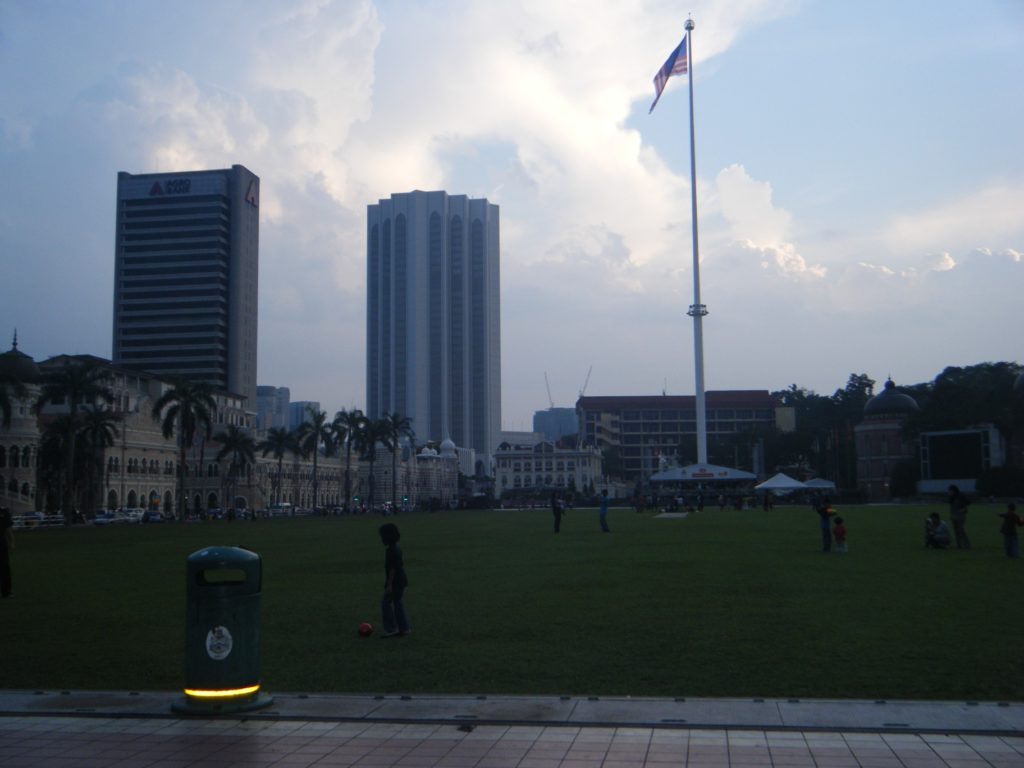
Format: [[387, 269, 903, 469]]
[[112, 165, 259, 406], [366, 191, 501, 468]]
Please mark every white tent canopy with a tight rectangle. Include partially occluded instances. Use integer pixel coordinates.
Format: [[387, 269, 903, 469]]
[[754, 472, 807, 491], [650, 463, 757, 482], [803, 478, 836, 490]]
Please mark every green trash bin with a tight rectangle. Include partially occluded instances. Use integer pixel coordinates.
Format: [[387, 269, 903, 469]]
[[174, 546, 273, 713]]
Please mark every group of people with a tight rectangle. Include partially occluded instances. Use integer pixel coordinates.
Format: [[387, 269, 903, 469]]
[[551, 490, 611, 533], [924, 485, 1022, 558]]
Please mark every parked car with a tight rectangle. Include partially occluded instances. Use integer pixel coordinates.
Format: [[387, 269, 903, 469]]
[[93, 512, 121, 526], [142, 510, 165, 523]]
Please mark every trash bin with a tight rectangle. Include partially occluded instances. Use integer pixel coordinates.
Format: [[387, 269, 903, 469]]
[[173, 546, 273, 713]]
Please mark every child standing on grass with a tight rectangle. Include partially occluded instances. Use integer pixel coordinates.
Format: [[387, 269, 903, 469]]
[[833, 516, 847, 554], [998, 503, 1023, 559], [379, 523, 410, 637]]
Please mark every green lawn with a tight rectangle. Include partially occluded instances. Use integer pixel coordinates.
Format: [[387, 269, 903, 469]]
[[1, 504, 1020, 700]]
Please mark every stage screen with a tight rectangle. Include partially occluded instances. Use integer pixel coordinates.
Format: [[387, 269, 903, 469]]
[[925, 431, 984, 479]]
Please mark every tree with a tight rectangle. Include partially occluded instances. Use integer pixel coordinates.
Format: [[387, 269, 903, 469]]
[[380, 412, 414, 512], [295, 406, 333, 511], [38, 414, 78, 515], [332, 408, 367, 513], [78, 406, 121, 515], [258, 427, 298, 508], [361, 418, 390, 511], [151, 378, 216, 520], [214, 424, 256, 512], [35, 359, 113, 523]]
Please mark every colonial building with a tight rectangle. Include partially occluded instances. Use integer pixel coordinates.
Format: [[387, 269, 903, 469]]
[[854, 379, 919, 501], [494, 440, 603, 499], [0, 337, 41, 516]]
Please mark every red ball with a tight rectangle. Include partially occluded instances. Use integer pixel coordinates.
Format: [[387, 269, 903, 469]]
[[358, 622, 374, 637]]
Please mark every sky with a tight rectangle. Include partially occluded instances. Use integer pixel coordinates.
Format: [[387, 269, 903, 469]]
[[1, 0, 1022, 431]]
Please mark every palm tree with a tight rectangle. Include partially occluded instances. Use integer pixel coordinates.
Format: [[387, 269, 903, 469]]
[[35, 359, 113, 523], [332, 408, 367, 513], [151, 378, 216, 520], [361, 418, 390, 512], [295, 406, 333, 512], [78, 406, 121, 515], [258, 426, 298, 508], [381, 412, 414, 513], [214, 424, 256, 514], [38, 414, 78, 515]]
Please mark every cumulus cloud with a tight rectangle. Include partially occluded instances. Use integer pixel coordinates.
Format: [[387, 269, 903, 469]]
[[881, 182, 1024, 256], [1, 0, 1020, 423]]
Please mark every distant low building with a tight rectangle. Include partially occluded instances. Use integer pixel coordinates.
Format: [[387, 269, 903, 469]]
[[576, 392, 781, 481], [494, 439, 602, 499]]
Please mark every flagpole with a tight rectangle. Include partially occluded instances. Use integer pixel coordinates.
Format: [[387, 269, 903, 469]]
[[683, 18, 709, 465]]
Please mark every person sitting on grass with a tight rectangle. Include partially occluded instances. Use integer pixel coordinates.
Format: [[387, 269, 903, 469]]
[[925, 512, 951, 549]]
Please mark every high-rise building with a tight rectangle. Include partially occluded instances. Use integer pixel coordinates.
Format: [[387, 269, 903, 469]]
[[289, 400, 321, 430], [533, 407, 579, 443], [366, 191, 501, 470], [112, 165, 260, 407], [256, 385, 290, 430]]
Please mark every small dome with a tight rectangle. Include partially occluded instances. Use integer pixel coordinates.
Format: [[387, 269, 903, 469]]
[[863, 379, 919, 417], [440, 437, 456, 456], [0, 334, 40, 384]]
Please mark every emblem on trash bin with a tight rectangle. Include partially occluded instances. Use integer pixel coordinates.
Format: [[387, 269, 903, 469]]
[[206, 626, 233, 660]]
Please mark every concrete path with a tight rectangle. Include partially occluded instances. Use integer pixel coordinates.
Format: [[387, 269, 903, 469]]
[[1, 691, 1022, 767]]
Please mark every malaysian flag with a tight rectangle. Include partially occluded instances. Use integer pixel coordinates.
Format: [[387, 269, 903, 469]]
[[649, 36, 688, 113]]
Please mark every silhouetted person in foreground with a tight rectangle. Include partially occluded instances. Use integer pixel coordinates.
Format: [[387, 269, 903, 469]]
[[379, 523, 410, 637]]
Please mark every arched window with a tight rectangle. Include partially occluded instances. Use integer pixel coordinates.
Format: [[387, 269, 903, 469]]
[[8, 478, 18, 493], [8, 447, 18, 469], [0, 446, 6, 468], [20, 482, 30, 497]]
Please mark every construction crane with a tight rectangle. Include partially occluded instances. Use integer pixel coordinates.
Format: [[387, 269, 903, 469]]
[[579, 365, 592, 398], [544, 372, 555, 409]]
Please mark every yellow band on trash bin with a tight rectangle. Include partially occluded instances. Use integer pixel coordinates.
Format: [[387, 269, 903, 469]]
[[184, 684, 261, 699]]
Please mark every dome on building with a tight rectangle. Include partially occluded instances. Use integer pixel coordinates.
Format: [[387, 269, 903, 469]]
[[863, 379, 919, 417], [419, 445, 438, 457], [440, 437, 457, 457], [0, 333, 40, 384]]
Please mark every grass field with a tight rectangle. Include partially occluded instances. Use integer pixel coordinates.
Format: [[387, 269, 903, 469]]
[[1, 503, 1020, 701]]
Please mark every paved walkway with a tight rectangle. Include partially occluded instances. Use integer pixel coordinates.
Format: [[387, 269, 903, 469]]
[[1, 691, 1022, 767]]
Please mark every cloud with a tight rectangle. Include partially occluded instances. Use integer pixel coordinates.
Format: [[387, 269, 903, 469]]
[[1, 0, 1020, 427], [881, 182, 1024, 256]]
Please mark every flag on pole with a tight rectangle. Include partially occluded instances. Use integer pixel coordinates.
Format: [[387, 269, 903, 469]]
[[649, 36, 688, 113]]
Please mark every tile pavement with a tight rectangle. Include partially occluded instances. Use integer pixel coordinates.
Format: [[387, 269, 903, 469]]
[[2, 717, 1024, 768]]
